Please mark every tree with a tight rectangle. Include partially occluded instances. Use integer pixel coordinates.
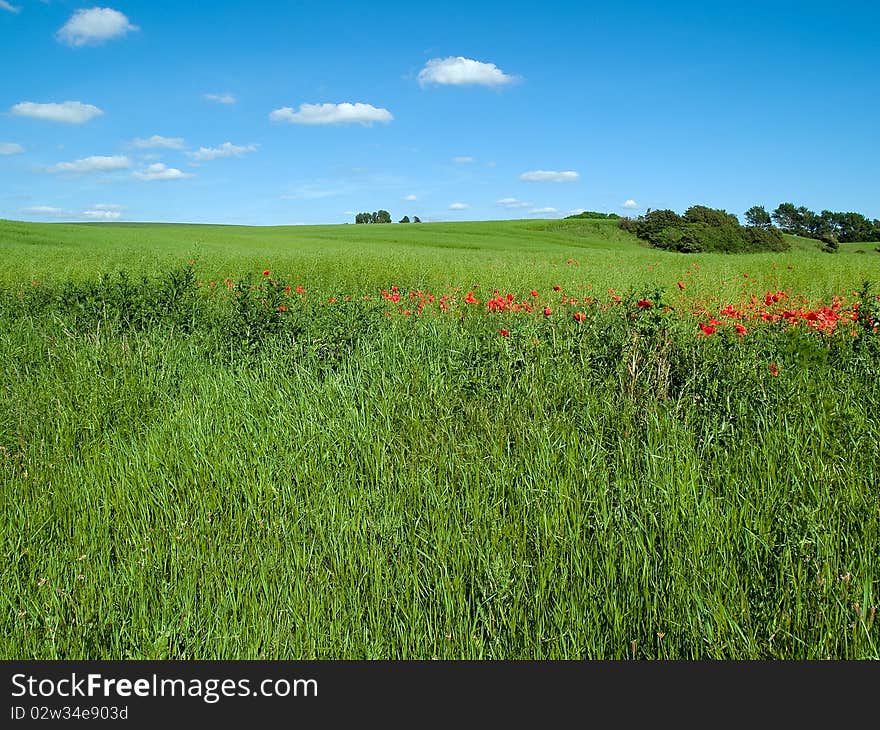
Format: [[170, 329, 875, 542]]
[[399, 215, 410, 223], [355, 210, 393, 224], [771, 203, 803, 234], [629, 204, 789, 253], [413, 216, 421, 223], [745, 205, 772, 229]]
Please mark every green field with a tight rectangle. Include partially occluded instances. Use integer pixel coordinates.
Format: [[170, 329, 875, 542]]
[[1, 217, 878, 659]]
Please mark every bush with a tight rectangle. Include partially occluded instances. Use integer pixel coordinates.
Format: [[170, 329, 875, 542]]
[[627, 205, 790, 254], [565, 211, 620, 220]]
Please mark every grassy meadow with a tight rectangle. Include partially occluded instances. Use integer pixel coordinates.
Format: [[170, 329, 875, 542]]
[[1, 217, 878, 659]]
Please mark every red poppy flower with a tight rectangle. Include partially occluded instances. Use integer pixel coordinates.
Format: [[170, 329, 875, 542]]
[[530, 290, 538, 297], [699, 323, 715, 336], [295, 285, 306, 294], [543, 307, 552, 316], [768, 362, 779, 376], [277, 304, 286, 312], [553, 285, 562, 291], [500, 328, 510, 337], [262, 270, 270, 277], [734, 323, 747, 335], [573, 311, 586, 322], [637, 299, 652, 309], [677, 281, 685, 290]]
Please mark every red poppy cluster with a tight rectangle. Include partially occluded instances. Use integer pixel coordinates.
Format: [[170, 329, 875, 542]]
[[696, 290, 867, 337], [201, 271, 878, 348]]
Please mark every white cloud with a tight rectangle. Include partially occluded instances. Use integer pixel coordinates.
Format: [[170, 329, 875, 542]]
[[528, 207, 559, 215], [82, 205, 122, 220], [132, 135, 185, 150], [133, 163, 193, 181], [269, 102, 393, 126], [519, 170, 580, 183], [47, 155, 130, 174], [189, 141, 258, 162], [497, 197, 530, 209], [11, 101, 103, 124], [0, 142, 24, 155], [449, 202, 470, 210], [0, 1, 21, 14], [22, 206, 65, 217], [402, 194, 418, 201], [418, 57, 518, 87], [203, 93, 236, 105], [622, 199, 640, 209], [56, 7, 138, 47], [453, 155, 474, 164]]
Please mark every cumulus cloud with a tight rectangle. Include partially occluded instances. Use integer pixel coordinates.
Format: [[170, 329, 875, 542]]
[[269, 102, 393, 126], [203, 93, 236, 105], [132, 135, 185, 150], [622, 199, 640, 209], [56, 7, 138, 47], [402, 194, 418, 201], [0, 142, 24, 155], [46, 155, 130, 174], [82, 204, 123, 221], [0, 1, 21, 14], [497, 197, 530, 209], [528, 207, 559, 215], [449, 202, 470, 210], [11, 101, 103, 124], [189, 141, 258, 162], [418, 57, 518, 87], [519, 170, 580, 183], [453, 156, 474, 164], [133, 163, 193, 181]]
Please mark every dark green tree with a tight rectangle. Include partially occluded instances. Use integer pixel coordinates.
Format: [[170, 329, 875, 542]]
[[745, 205, 772, 228], [771, 203, 803, 234], [399, 215, 410, 223]]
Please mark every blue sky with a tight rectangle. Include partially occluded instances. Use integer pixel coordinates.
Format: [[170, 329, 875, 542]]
[[1, 0, 878, 225]]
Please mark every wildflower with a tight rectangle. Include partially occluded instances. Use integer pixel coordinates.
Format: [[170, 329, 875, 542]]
[[277, 304, 286, 312], [543, 307, 552, 316], [295, 285, 306, 295], [500, 328, 510, 337], [530, 290, 538, 297], [553, 285, 562, 291], [768, 362, 779, 376], [464, 291, 479, 304], [284, 285, 291, 293], [262, 270, 270, 277], [637, 299, 652, 309], [573, 311, 586, 322], [734, 323, 747, 335], [677, 281, 685, 291], [699, 323, 715, 336]]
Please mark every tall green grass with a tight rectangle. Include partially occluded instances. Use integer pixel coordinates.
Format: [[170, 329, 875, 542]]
[[1, 218, 878, 659]]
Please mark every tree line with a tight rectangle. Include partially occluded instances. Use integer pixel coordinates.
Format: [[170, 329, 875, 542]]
[[745, 203, 880, 243], [354, 211, 421, 224], [620, 205, 788, 253]]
